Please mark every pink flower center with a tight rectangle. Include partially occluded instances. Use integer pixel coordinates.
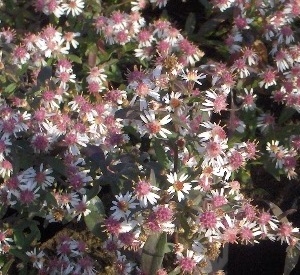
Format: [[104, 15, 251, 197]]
[[155, 206, 173, 222], [213, 95, 228, 113], [179, 257, 196, 272], [36, 172, 46, 184], [20, 190, 35, 204], [135, 181, 151, 196], [200, 211, 217, 229], [279, 223, 292, 237], [65, 133, 77, 145], [32, 135, 48, 150], [206, 141, 221, 158], [258, 212, 271, 225], [136, 82, 149, 97], [146, 121, 161, 134]]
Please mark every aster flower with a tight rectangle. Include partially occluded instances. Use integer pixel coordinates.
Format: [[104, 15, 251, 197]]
[[129, 79, 160, 110], [64, 130, 89, 155], [63, 31, 80, 49], [176, 249, 202, 274], [162, 91, 183, 112], [0, 229, 13, 254], [198, 136, 228, 169], [73, 195, 91, 221], [242, 88, 257, 111], [62, 0, 85, 17], [257, 113, 275, 133], [167, 172, 192, 202], [110, 192, 139, 220], [202, 89, 229, 115], [140, 110, 172, 139], [134, 180, 160, 207], [180, 68, 206, 86], [26, 248, 45, 269], [277, 222, 299, 245]]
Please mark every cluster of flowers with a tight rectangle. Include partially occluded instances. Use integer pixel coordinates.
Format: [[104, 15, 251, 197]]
[[26, 236, 95, 274], [0, 0, 299, 273], [34, 0, 85, 17]]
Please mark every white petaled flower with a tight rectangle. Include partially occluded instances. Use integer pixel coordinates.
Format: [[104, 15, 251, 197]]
[[198, 137, 228, 169], [134, 180, 160, 207], [0, 137, 11, 161], [63, 31, 80, 49], [34, 164, 55, 190], [180, 69, 206, 85], [62, 0, 85, 17], [162, 91, 183, 112], [167, 172, 191, 202], [26, 248, 45, 269], [202, 89, 229, 115], [129, 79, 160, 110], [110, 192, 139, 220], [242, 88, 257, 111], [140, 110, 172, 139], [73, 195, 91, 221], [64, 131, 89, 155]]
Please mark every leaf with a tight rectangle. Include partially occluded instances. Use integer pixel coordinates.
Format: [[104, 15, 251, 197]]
[[1, 258, 14, 275], [168, 266, 181, 275], [37, 66, 52, 85], [263, 158, 281, 181], [141, 232, 167, 274], [149, 169, 157, 187], [9, 249, 28, 262], [178, 213, 191, 238], [278, 107, 296, 125], [45, 156, 66, 176], [13, 220, 41, 249], [284, 246, 300, 275], [68, 54, 82, 64], [44, 192, 58, 208], [153, 140, 169, 169], [4, 83, 16, 94], [269, 202, 289, 223], [86, 180, 102, 200], [81, 144, 107, 173], [197, 8, 233, 38], [84, 196, 106, 238], [0, 205, 8, 219], [185, 13, 196, 35]]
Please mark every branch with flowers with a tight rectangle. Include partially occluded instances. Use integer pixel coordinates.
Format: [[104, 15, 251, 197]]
[[0, 0, 300, 274]]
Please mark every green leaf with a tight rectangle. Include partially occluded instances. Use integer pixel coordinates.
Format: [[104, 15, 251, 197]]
[[82, 144, 107, 173], [153, 140, 169, 169], [86, 180, 102, 200], [4, 83, 16, 94], [45, 192, 58, 208], [185, 13, 196, 35], [278, 107, 296, 125], [84, 196, 106, 238], [10, 248, 28, 262], [168, 266, 181, 275], [149, 169, 157, 187], [269, 202, 289, 223], [197, 8, 233, 38], [0, 205, 8, 219], [263, 158, 281, 181], [68, 54, 82, 64], [284, 246, 300, 275], [1, 258, 14, 275], [45, 156, 66, 176], [141, 232, 167, 274]]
